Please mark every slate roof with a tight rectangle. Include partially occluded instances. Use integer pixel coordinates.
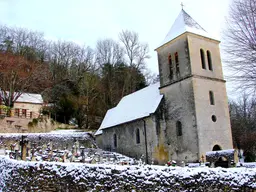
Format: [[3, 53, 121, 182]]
[[95, 83, 163, 135], [156, 9, 219, 49]]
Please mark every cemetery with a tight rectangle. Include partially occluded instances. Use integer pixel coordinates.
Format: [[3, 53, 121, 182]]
[[0, 132, 136, 165]]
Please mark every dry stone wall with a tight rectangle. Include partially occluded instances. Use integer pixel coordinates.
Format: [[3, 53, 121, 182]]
[[0, 156, 255, 192]]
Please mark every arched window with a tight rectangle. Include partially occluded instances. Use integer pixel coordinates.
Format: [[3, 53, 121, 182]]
[[176, 121, 182, 136], [209, 91, 215, 105], [113, 133, 117, 148], [211, 115, 217, 122], [136, 128, 140, 144], [212, 145, 221, 151], [168, 55, 173, 80], [200, 49, 206, 69], [207, 50, 212, 71], [175, 52, 180, 77]]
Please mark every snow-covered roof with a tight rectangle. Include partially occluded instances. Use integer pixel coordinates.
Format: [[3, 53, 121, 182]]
[[0, 91, 43, 104], [96, 83, 163, 133], [94, 129, 103, 136], [156, 9, 219, 49], [16, 93, 43, 104]]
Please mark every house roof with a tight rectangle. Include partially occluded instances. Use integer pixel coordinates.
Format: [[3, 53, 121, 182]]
[[156, 9, 219, 49], [16, 93, 43, 104], [0, 91, 43, 104], [95, 83, 163, 135]]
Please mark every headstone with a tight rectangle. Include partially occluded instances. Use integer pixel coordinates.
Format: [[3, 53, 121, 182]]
[[0, 149, 5, 156]]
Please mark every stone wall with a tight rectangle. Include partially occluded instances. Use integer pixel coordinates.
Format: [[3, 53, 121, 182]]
[[0, 116, 54, 133], [100, 115, 173, 165], [101, 116, 158, 163], [156, 34, 191, 86], [159, 78, 199, 163], [0, 132, 96, 152], [0, 156, 255, 192], [12, 102, 42, 119]]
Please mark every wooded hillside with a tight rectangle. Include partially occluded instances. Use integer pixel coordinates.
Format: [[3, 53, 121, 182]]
[[0, 25, 157, 129]]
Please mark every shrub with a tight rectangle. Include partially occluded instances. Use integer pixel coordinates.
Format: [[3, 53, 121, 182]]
[[28, 122, 33, 128], [32, 118, 38, 126]]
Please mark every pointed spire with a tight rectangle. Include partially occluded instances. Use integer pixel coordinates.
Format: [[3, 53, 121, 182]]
[[156, 9, 219, 49]]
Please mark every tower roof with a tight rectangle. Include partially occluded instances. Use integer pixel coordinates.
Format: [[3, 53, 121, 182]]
[[156, 9, 219, 49]]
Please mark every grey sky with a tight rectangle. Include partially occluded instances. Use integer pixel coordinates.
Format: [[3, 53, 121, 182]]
[[0, 0, 234, 95]]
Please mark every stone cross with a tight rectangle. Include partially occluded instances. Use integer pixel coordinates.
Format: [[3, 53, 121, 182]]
[[181, 2, 184, 10]]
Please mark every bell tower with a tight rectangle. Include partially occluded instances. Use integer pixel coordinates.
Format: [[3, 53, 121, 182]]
[[155, 9, 233, 162]]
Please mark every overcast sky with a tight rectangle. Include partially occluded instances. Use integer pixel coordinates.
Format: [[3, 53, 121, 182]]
[[0, 0, 234, 96]]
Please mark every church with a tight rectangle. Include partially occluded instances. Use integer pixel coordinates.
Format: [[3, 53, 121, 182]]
[[95, 9, 233, 165]]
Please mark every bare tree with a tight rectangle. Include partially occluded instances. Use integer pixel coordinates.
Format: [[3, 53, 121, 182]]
[[229, 94, 256, 161], [223, 0, 256, 94], [119, 30, 150, 70], [47, 41, 94, 84], [0, 25, 47, 61], [0, 52, 51, 108], [96, 39, 124, 66], [143, 68, 159, 85]]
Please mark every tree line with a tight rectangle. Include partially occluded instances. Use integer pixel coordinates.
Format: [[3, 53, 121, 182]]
[[224, 0, 256, 162], [0, 25, 157, 129], [0, 0, 255, 160], [229, 95, 256, 161]]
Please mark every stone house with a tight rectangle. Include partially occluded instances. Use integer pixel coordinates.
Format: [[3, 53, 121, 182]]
[[95, 9, 233, 165], [0, 92, 43, 119]]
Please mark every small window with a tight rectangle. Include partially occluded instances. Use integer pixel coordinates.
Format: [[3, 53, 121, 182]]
[[136, 128, 140, 144], [209, 91, 215, 105], [22, 109, 26, 118], [15, 108, 19, 117], [113, 133, 117, 148], [168, 55, 173, 80], [212, 115, 217, 122], [176, 121, 182, 136], [175, 52, 180, 77], [207, 50, 212, 71], [200, 49, 206, 69]]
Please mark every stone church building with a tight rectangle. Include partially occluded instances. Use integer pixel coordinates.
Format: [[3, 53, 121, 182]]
[[95, 9, 233, 165]]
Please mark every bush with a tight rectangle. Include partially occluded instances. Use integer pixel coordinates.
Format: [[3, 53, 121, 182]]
[[28, 122, 33, 128], [32, 118, 38, 126]]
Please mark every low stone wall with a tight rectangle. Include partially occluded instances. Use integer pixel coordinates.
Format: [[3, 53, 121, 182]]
[[0, 116, 75, 133], [0, 132, 95, 151], [0, 156, 255, 192]]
